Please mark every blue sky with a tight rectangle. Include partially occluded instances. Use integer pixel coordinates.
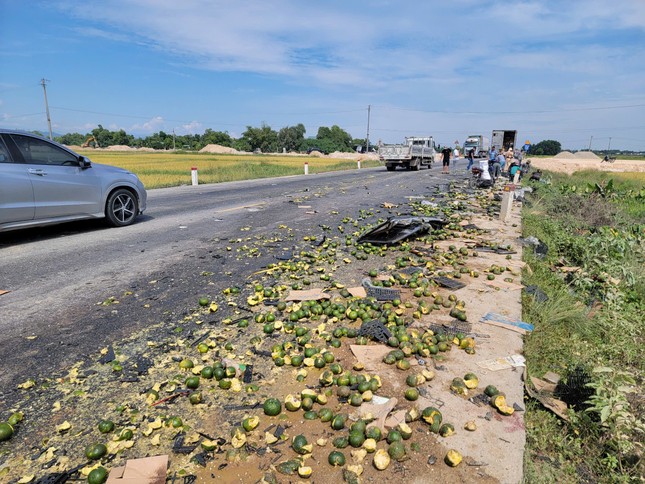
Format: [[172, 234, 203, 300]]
[[1, 0, 644, 150]]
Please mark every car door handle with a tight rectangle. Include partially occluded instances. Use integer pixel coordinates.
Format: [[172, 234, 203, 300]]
[[28, 169, 47, 176]]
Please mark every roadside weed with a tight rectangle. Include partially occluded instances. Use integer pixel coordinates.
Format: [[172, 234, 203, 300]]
[[522, 171, 644, 482]]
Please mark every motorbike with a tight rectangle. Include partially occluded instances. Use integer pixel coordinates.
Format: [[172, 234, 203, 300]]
[[467, 166, 493, 189]]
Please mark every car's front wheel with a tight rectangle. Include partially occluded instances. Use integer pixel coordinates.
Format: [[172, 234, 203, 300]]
[[106, 188, 138, 227]]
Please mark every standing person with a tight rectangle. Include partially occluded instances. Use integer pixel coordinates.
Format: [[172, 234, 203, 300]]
[[496, 150, 506, 176], [466, 149, 475, 171], [488, 146, 497, 178], [492, 152, 502, 181], [489, 146, 497, 163], [441, 146, 452, 174]]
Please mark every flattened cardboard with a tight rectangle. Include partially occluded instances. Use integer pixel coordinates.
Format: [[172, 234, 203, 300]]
[[355, 397, 398, 431], [477, 354, 525, 371], [106, 455, 168, 483], [349, 345, 391, 372], [477, 358, 513, 372], [285, 288, 330, 301], [543, 371, 561, 384], [384, 409, 406, 429], [526, 376, 569, 421], [347, 286, 367, 298], [530, 376, 557, 394]]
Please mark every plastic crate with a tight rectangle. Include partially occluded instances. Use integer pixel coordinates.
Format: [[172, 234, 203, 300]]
[[427, 321, 472, 339], [357, 319, 392, 343], [361, 278, 401, 301], [432, 276, 466, 290]]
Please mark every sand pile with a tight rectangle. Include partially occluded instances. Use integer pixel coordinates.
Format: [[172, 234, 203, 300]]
[[328, 151, 379, 160], [528, 156, 644, 174], [105, 145, 135, 151], [574, 151, 600, 160], [554, 151, 577, 159], [199, 144, 240, 154]]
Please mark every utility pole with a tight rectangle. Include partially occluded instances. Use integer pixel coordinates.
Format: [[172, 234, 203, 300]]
[[607, 137, 612, 151], [172, 129, 176, 151], [588, 135, 593, 151], [40, 78, 53, 140], [365, 105, 371, 153]]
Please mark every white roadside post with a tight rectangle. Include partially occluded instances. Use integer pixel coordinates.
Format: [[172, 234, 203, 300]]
[[304, 161, 309, 175], [191, 166, 198, 186], [499, 184, 515, 222], [357, 159, 361, 169]]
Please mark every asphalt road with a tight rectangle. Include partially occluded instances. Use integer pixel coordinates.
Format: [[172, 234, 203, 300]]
[[0, 163, 467, 395]]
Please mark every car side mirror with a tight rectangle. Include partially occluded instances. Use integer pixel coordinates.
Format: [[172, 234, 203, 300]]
[[79, 156, 92, 168]]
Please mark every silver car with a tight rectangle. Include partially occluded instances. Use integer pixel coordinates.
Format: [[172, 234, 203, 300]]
[[0, 129, 147, 232]]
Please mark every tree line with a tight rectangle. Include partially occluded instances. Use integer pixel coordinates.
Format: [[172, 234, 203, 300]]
[[54, 123, 371, 154], [49, 125, 595, 157]]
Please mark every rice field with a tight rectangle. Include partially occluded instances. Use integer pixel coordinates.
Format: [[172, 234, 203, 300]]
[[607, 171, 645, 183], [79, 151, 381, 189]]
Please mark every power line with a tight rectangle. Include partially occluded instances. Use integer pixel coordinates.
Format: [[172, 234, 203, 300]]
[[2, 112, 46, 119], [49, 106, 367, 124], [372, 103, 645, 115]]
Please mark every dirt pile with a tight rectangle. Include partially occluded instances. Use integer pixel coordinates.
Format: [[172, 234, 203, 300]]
[[199, 144, 241, 154], [328, 151, 380, 161], [554, 151, 577, 159], [528, 156, 644, 174], [574, 151, 600, 160]]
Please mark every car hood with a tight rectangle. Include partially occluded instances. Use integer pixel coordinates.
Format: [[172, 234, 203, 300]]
[[89, 162, 137, 176]]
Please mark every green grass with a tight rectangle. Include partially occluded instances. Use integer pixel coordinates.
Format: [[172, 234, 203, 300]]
[[79, 150, 381, 188], [521, 171, 644, 482]]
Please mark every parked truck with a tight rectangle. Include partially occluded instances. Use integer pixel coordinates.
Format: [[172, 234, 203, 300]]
[[462, 135, 490, 158], [379, 136, 436, 171], [491, 130, 518, 153]]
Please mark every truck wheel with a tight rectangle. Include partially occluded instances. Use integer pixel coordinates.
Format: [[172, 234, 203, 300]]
[[386, 165, 395, 171], [411, 160, 420, 171]]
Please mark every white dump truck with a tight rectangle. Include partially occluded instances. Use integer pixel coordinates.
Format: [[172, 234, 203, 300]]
[[462, 135, 490, 158], [379, 136, 436, 171]]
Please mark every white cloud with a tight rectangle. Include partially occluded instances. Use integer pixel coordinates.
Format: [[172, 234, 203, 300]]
[[178, 121, 203, 134], [27, 0, 644, 149], [55, 0, 643, 96], [71, 26, 132, 43], [131, 116, 165, 133]]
